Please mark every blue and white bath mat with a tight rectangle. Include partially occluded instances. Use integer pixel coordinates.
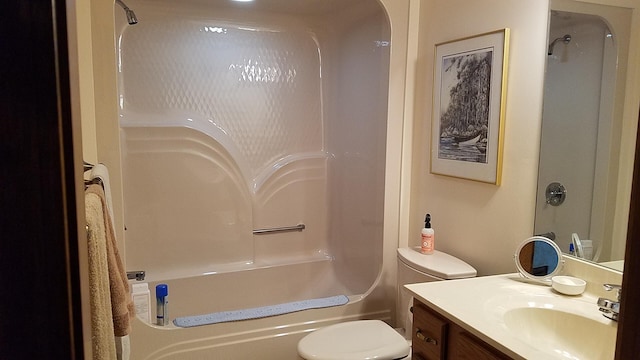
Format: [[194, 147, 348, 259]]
[[173, 294, 349, 328]]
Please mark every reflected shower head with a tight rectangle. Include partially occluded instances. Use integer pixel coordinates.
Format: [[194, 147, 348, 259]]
[[115, 0, 138, 25], [548, 34, 571, 55]]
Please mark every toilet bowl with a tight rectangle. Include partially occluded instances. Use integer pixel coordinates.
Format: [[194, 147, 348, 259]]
[[297, 247, 477, 360]]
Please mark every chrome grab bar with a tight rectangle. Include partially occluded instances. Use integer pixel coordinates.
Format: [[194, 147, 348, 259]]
[[253, 223, 306, 235]]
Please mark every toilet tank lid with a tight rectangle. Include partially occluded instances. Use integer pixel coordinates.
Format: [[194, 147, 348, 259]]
[[397, 247, 477, 279]]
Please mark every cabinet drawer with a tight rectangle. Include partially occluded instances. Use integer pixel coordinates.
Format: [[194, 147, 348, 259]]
[[449, 328, 512, 360], [412, 299, 448, 360]]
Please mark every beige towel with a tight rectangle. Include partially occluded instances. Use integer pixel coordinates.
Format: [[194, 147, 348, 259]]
[[89, 164, 114, 220], [86, 184, 135, 337], [86, 189, 117, 360]]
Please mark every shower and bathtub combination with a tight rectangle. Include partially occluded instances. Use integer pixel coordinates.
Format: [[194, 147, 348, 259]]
[[115, 0, 403, 358]]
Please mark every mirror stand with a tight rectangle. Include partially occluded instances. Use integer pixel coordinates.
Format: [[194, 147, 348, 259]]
[[514, 236, 564, 283]]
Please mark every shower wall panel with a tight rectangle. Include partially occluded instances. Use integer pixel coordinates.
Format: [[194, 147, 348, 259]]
[[119, 10, 323, 182], [119, 3, 329, 280], [117, 0, 388, 285]]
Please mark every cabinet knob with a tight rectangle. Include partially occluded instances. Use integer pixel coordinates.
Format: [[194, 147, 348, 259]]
[[416, 329, 438, 345]]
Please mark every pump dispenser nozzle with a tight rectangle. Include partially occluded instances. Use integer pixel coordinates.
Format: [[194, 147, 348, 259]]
[[425, 214, 431, 228]]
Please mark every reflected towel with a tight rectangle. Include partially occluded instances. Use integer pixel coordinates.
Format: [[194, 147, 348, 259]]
[[86, 188, 117, 359], [86, 184, 134, 337]]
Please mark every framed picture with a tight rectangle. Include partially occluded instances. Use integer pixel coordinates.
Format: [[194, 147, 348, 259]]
[[430, 29, 510, 185]]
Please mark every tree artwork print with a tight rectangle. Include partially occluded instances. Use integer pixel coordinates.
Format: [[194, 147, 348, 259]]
[[438, 49, 493, 164]]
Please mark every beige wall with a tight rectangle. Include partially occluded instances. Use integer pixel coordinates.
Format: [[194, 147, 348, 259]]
[[407, 0, 550, 275]]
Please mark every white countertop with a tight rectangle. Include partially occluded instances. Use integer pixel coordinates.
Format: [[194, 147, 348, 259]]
[[405, 273, 617, 360]]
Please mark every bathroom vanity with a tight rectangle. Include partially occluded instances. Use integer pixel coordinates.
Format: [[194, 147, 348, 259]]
[[405, 273, 618, 360]]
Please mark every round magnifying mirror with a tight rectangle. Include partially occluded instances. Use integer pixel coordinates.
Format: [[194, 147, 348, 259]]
[[514, 236, 563, 282]]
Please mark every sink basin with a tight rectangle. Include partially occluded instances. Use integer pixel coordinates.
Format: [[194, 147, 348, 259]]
[[483, 289, 619, 359], [503, 307, 616, 359]]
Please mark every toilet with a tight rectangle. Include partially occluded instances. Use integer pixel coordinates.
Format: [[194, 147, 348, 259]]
[[297, 247, 477, 360]]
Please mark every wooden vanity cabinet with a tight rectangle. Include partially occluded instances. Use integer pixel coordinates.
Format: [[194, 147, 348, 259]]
[[411, 299, 512, 360]]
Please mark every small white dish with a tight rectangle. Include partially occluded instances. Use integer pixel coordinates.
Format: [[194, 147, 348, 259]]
[[551, 276, 586, 295]]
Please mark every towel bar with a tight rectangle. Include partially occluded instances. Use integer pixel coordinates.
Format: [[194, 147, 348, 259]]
[[83, 160, 94, 172]]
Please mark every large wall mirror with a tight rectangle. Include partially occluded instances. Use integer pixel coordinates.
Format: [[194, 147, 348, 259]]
[[534, 0, 636, 272]]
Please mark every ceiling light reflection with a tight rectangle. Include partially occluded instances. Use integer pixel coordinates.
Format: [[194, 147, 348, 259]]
[[204, 26, 227, 34]]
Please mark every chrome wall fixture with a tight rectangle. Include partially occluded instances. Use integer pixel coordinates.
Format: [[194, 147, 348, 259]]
[[115, 0, 138, 25], [127, 270, 146, 281], [545, 182, 567, 206], [548, 34, 572, 55]]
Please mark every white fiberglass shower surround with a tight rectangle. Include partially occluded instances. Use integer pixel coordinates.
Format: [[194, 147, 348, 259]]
[[116, 0, 399, 358]]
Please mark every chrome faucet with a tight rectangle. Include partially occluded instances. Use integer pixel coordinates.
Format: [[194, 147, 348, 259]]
[[597, 284, 622, 321]]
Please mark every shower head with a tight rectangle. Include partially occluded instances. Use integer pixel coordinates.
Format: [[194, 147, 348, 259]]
[[548, 34, 571, 55], [115, 0, 138, 25]]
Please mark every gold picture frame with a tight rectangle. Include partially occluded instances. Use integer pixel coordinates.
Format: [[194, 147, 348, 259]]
[[430, 28, 510, 185]]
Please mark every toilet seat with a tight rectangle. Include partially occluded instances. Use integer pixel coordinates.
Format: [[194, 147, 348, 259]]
[[297, 320, 410, 360]]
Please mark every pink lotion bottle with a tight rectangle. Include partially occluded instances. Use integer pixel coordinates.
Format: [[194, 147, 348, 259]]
[[420, 214, 435, 254]]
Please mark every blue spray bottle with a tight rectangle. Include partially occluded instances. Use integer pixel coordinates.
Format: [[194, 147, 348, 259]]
[[156, 284, 169, 326]]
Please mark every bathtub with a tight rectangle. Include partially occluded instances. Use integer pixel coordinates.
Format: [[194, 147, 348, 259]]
[[130, 259, 392, 359], [115, 0, 408, 358]]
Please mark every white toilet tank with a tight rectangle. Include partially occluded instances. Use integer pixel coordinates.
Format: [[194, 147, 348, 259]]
[[396, 247, 477, 337]]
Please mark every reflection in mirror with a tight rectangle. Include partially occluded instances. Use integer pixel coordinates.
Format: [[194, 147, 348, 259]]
[[534, 1, 633, 271], [515, 236, 563, 282]]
